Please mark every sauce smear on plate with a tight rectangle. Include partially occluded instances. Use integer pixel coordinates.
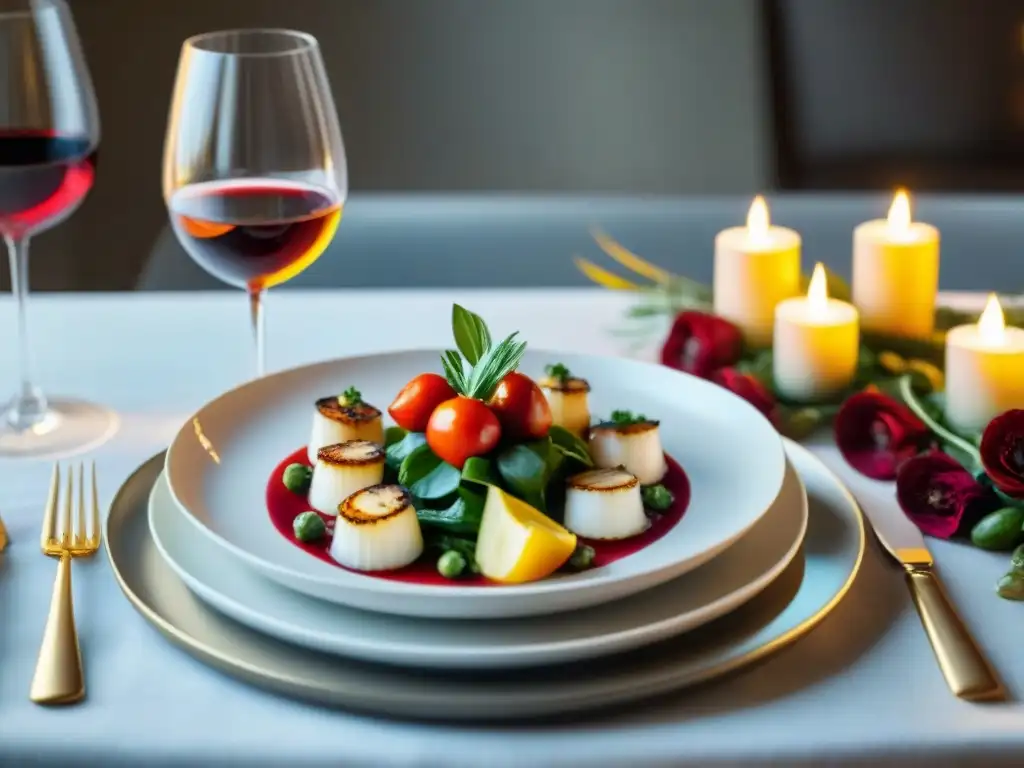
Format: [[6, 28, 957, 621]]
[[266, 447, 690, 586]]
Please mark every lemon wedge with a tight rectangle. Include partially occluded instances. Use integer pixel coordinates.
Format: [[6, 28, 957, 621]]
[[474, 486, 578, 583]]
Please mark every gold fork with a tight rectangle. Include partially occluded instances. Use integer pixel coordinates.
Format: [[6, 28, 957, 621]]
[[29, 462, 100, 705]]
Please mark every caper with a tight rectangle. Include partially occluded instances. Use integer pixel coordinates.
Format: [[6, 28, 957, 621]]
[[282, 463, 313, 494], [641, 484, 674, 511], [293, 511, 326, 542], [970, 507, 1024, 551], [997, 572, 1024, 601], [437, 550, 467, 579], [568, 544, 596, 571]]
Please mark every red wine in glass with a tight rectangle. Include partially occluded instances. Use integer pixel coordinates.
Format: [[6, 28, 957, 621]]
[[168, 180, 343, 291], [0, 131, 96, 236]]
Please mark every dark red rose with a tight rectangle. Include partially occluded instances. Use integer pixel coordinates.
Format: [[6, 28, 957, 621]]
[[660, 311, 743, 379], [834, 390, 930, 480], [896, 450, 1000, 539], [711, 367, 776, 423], [980, 410, 1024, 498]]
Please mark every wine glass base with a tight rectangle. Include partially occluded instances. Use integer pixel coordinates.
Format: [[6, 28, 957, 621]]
[[0, 398, 119, 459]]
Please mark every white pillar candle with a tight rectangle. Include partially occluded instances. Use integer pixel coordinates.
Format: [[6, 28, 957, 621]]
[[714, 195, 801, 348], [945, 294, 1024, 433], [773, 263, 860, 403], [852, 189, 940, 338]]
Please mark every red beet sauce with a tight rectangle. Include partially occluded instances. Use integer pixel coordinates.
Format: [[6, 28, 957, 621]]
[[266, 447, 690, 586]]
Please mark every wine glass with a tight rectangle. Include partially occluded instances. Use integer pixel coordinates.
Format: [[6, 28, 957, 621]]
[[0, 0, 117, 459], [162, 29, 347, 377]]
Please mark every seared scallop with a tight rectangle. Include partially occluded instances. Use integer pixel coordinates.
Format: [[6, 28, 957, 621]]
[[307, 393, 384, 463], [538, 374, 591, 439], [563, 467, 648, 540], [308, 440, 386, 514], [329, 484, 424, 571], [589, 419, 667, 485]]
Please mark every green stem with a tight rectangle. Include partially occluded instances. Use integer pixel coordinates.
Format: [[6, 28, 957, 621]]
[[897, 375, 980, 466]]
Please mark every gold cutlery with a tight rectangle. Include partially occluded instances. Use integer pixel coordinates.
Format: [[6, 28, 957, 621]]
[[860, 497, 1005, 701], [30, 462, 100, 706], [0, 509, 8, 551]]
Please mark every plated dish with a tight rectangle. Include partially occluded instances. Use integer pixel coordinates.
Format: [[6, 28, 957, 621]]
[[266, 304, 690, 586], [165, 312, 786, 618]]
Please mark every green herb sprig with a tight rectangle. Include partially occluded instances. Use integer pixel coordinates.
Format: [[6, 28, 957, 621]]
[[545, 363, 572, 383], [609, 410, 649, 426], [442, 304, 527, 400], [339, 386, 363, 406]]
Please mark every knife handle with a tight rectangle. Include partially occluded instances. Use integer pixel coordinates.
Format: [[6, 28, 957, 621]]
[[905, 567, 1006, 702]]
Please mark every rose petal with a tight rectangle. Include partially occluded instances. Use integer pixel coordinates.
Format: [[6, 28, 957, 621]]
[[981, 409, 1024, 498], [660, 311, 743, 379], [835, 391, 929, 480], [896, 451, 996, 539], [711, 367, 777, 423]]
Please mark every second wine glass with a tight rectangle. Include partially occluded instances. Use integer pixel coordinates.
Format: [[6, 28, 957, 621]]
[[162, 29, 347, 377]]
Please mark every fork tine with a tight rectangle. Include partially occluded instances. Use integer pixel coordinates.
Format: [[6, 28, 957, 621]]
[[77, 461, 86, 548], [90, 461, 100, 548], [60, 465, 73, 549], [40, 464, 59, 550]]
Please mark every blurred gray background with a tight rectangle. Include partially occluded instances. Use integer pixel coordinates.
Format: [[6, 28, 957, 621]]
[[11, 0, 1024, 293]]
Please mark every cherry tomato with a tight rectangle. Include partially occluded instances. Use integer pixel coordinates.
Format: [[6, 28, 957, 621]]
[[488, 371, 553, 441], [388, 373, 458, 432], [426, 396, 502, 469]]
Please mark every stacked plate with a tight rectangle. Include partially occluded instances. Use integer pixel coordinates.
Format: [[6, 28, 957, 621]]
[[106, 349, 865, 720]]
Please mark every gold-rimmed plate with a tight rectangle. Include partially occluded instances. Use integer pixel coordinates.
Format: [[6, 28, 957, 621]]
[[105, 441, 863, 721]]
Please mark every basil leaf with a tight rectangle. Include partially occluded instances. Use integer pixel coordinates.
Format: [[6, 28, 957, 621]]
[[386, 431, 428, 470], [399, 444, 461, 499], [452, 304, 492, 365], [417, 485, 486, 535], [548, 425, 593, 466], [462, 456, 502, 487], [496, 442, 551, 511]]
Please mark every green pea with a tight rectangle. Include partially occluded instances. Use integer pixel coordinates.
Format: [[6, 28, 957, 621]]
[[997, 572, 1024, 601], [282, 463, 313, 494], [293, 511, 326, 542], [437, 550, 467, 579], [568, 544, 596, 571], [970, 507, 1024, 551], [641, 484, 674, 511], [1012, 543, 1024, 573]]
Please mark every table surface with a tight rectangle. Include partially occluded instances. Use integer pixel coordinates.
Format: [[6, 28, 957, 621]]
[[2, 288, 1023, 768]]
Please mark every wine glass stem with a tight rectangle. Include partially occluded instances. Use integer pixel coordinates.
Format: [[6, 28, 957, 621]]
[[4, 236, 47, 430], [249, 288, 266, 378]]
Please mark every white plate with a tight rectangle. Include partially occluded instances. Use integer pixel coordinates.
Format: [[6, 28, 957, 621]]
[[150, 446, 806, 669], [165, 349, 786, 619]]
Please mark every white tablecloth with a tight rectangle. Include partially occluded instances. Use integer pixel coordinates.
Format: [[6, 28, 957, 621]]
[[2, 289, 1023, 768]]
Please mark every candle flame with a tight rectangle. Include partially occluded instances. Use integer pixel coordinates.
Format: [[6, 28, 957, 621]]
[[807, 262, 829, 315], [887, 188, 912, 236], [746, 195, 770, 243], [978, 293, 1006, 344]]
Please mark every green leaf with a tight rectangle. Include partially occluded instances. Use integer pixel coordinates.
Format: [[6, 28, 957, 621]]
[[800, 266, 851, 302], [861, 331, 946, 368], [496, 442, 552, 511], [462, 456, 503, 487], [971, 507, 1024, 551], [777, 405, 834, 440], [897, 375, 981, 471], [416, 486, 486, 536], [452, 304, 492, 365], [384, 426, 407, 447], [547, 425, 593, 466], [440, 349, 468, 394], [464, 333, 528, 400], [385, 431, 427, 470], [398, 444, 461, 500]]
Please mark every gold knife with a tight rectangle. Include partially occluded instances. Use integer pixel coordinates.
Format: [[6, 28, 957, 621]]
[[861, 501, 1005, 701]]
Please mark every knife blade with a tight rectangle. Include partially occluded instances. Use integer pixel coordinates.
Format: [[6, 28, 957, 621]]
[[859, 494, 1005, 701]]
